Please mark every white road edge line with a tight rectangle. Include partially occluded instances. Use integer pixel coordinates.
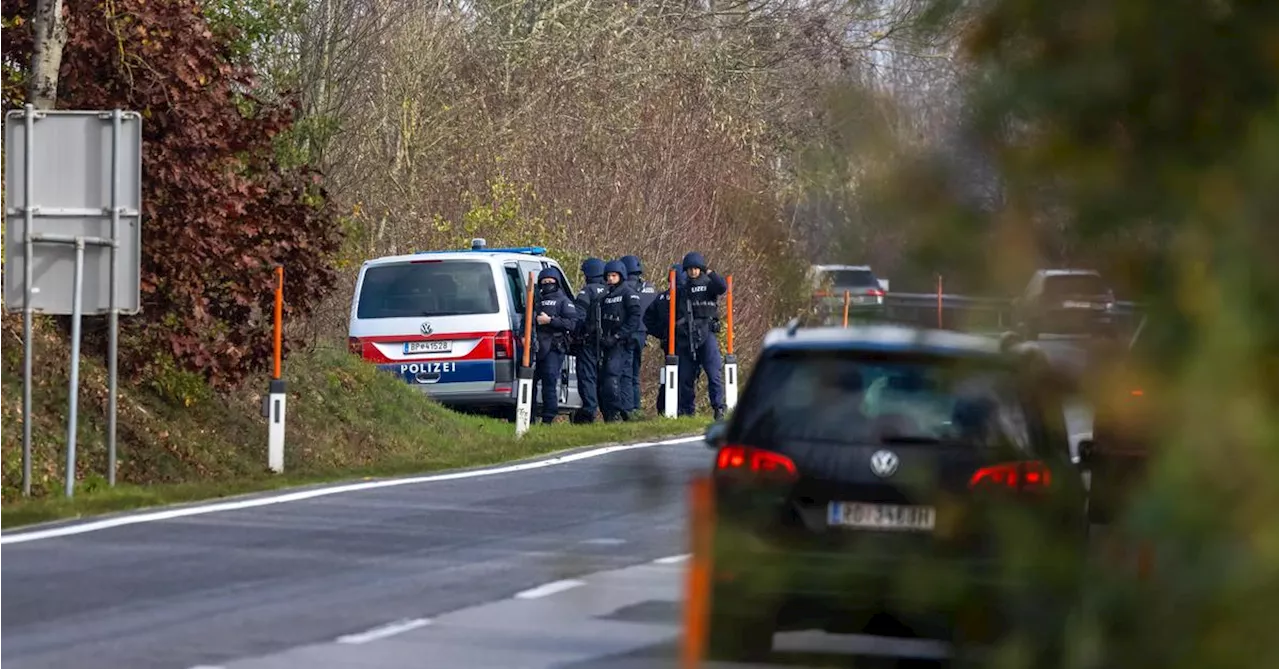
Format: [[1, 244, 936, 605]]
[[336, 618, 432, 644], [513, 579, 585, 599], [0, 435, 705, 545], [652, 553, 691, 564]]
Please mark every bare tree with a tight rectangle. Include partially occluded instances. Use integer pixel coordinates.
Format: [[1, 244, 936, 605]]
[[27, 0, 68, 108]]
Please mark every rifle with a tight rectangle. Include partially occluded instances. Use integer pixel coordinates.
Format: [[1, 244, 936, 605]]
[[592, 288, 602, 361], [686, 290, 698, 363]]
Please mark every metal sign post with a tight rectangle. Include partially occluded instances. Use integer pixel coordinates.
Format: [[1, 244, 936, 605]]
[[4, 106, 143, 497]]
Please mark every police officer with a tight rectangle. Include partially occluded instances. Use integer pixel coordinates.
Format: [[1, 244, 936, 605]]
[[533, 268, 577, 424], [598, 259, 642, 422], [620, 255, 658, 413], [571, 258, 608, 423], [673, 252, 727, 419]]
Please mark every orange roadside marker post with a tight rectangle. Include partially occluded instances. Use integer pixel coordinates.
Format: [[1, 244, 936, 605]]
[[662, 268, 679, 418], [723, 275, 738, 411], [267, 266, 286, 473], [936, 274, 943, 329], [842, 289, 851, 327], [515, 271, 536, 435], [681, 476, 715, 669]]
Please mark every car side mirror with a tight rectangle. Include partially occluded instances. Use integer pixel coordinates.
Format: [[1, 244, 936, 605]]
[[704, 421, 727, 449], [1077, 438, 1095, 466]]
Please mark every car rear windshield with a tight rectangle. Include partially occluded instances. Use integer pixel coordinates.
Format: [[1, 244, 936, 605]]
[[1043, 274, 1107, 298], [732, 350, 1032, 449], [357, 260, 500, 319], [821, 270, 879, 289]]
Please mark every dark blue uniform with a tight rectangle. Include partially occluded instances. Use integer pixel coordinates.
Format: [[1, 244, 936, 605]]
[[571, 258, 607, 423], [534, 268, 577, 423], [621, 255, 658, 413], [673, 252, 727, 418], [599, 260, 642, 421]]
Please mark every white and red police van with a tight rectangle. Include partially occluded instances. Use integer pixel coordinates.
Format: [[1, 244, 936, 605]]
[[347, 239, 583, 418]]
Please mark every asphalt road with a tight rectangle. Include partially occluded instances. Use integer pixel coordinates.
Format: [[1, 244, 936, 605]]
[[1, 436, 710, 669], [2, 362, 1095, 669]]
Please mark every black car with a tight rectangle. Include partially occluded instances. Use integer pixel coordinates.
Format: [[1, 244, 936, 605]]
[[701, 324, 1088, 661], [1012, 269, 1118, 340]]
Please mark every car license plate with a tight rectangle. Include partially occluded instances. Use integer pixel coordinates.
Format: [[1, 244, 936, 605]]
[[827, 502, 936, 532], [1062, 300, 1097, 309], [404, 340, 452, 355]]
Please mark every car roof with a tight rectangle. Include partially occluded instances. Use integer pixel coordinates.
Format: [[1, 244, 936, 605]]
[[762, 324, 1002, 358], [362, 251, 563, 269], [1037, 268, 1101, 277], [811, 264, 873, 272]]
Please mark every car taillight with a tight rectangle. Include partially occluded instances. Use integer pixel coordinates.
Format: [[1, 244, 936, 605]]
[[494, 330, 513, 359], [969, 460, 1052, 491], [347, 337, 363, 356], [866, 288, 885, 297], [715, 445, 797, 482]]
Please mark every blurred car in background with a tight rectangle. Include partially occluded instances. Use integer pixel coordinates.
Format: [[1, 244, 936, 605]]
[[809, 264, 889, 324], [1012, 269, 1118, 340], [702, 324, 1087, 661]]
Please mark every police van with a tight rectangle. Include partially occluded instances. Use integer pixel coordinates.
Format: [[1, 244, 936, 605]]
[[347, 238, 583, 417]]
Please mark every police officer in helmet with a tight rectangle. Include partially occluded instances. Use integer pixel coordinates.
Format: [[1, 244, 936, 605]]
[[533, 268, 577, 424], [620, 255, 657, 414], [598, 259, 642, 422], [571, 258, 608, 423], [673, 252, 728, 420]]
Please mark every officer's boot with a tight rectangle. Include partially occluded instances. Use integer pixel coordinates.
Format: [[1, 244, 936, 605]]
[[713, 406, 725, 421]]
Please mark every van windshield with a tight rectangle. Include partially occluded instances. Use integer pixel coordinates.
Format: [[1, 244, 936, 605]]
[[357, 260, 500, 319]]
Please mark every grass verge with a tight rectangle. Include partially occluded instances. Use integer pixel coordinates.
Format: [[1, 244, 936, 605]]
[[1, 315, 711, 529]]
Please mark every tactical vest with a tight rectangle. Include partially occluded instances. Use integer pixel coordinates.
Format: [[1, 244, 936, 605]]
[[685, 280, 718, 320], [600, 288, 629, 335]]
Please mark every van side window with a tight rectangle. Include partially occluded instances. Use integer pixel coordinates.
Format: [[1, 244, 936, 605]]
[[504, 265, 524, 315]]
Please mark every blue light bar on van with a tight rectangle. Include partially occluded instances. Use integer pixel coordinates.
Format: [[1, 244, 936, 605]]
[[415, 246, 548, 256]]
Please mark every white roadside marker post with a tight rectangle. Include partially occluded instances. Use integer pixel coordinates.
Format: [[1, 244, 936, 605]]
[[516, 272, 536, 436], [663, 268, 679, 418], [722, 274, 737, 412], [268, 267, 286, 473]]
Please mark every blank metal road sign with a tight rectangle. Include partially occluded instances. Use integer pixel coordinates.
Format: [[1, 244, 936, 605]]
[[3, 109, 143, 315]]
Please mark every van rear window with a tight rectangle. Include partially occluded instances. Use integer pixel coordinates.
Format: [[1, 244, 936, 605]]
[[357, 261, 499, 319]]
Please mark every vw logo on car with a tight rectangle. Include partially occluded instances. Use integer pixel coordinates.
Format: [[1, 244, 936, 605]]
[[420, 321, 433, 337], [869, 450, 899, 478]]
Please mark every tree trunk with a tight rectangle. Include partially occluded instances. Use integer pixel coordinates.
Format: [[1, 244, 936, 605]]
[[28, 0, 69, 109]]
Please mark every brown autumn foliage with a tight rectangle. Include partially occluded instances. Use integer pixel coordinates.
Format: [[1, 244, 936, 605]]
[[1, 0, 343, 387]]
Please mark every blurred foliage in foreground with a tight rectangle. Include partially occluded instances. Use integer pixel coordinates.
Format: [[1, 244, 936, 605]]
[[882, 0, 1277, 666]]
